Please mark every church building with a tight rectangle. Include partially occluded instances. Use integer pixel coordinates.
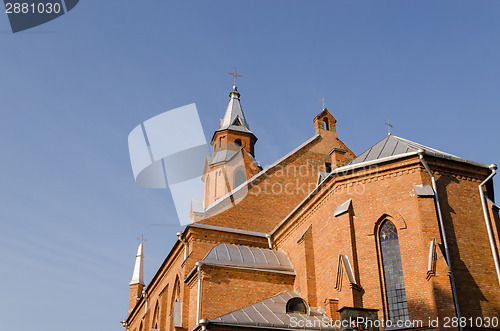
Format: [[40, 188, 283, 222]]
[[121, 84, 500, 331]]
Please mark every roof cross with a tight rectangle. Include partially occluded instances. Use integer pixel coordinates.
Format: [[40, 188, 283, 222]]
[[320, 97, 327, 109], [385, 119, 393, 135], [137, 235, 147, 244], [228, 67, 243, 86]]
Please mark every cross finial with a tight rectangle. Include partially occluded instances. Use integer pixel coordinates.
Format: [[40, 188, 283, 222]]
[[320, 97, 327, 110], [228, 67, 242, 86], [137, 235, 147, 244], [385, 119, 393, 135]]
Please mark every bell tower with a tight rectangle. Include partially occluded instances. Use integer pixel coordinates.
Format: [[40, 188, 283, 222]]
[[211, 85, 258, 156], [201, 83, 260, 209]]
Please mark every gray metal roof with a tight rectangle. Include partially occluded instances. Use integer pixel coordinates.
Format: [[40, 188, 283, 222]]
[[202, 244, 295, 273], [218, 86, 252, 133], [209, 291, 333, 330], [210, 149, 239, 165], [347, 134, 463, 166]]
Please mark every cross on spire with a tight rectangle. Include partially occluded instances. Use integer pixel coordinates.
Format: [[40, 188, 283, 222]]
[[137, 235, 147, 244], [385, 119, 393, 135], [228, 67, 242, 86], [320, 97, 327, 109]]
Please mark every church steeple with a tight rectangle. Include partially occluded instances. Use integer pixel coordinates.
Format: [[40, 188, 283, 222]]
[[218, 85, 251, 132], [199, 81, 261, 210], [128, 240, 145, 313], [210, 84, 258, 157]]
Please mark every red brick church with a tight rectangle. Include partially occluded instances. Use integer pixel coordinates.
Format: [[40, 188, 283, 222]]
[[121, 84, 500, 331]]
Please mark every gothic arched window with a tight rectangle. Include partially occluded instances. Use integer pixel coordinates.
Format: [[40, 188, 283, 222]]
[[214, 172, 218, 198], [151, 300, 159, 330], [169, 276, 181, 330], [379, 220, 409, 322]]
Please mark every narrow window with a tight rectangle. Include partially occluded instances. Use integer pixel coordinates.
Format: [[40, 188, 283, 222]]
[[151, 301, 159, 330], [205, 175, 210, 201], [325, 162, 332, 173], [170, 277, 181, 330], [379, 220, 409, 322], [214, 172, 218, 198], [323, 117, 329, 130]]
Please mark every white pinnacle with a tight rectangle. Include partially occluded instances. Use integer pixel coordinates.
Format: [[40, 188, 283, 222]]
[[129, 242, 144, 285]]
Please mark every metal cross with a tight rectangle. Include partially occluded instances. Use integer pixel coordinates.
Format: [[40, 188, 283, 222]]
[[228, 67, 242, 85], [320, 97, 327, 109], [385, 119, 393, 135], [137, 235, 147, 243]]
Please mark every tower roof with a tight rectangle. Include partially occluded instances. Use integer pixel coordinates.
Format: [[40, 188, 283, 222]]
[[217, 85, 252, 134], [129, 242, 144, 285]]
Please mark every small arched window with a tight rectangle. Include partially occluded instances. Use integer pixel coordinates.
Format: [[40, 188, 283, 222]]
[[323, 117, 329, 130], [286, 297, 308, 314], [234, 139, 242, 147], [379, 220, 409, 322]]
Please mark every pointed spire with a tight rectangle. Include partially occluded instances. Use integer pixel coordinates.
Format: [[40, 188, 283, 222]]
[[218, 85, 252, 132], [130, 241, 144, 285]]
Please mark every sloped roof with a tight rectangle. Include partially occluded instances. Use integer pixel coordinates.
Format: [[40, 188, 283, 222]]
[[210, 149, 239, 165], [202, 244, 295, 274], [209, 291, 333, 330], [218, 86, 252, 134], [347, 134, 462, 166], [270, 134, 490, 237]]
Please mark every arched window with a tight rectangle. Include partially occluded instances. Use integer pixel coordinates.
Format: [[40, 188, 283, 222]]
[[323, 117, 329, 130], [214, 172, 218, 198], [151, 300, 159, 330], [234, 139, 242, 147], [379, 220, 409, 322], [234, 168, 246, 189], [169, 276, 181, 330], [205, 175, 210, 200], [160, 284, 169, 331], [286, 297, 309, 314]]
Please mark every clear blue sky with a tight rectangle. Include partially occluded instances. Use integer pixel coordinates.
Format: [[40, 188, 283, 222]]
[[1, 1, 499, 330]]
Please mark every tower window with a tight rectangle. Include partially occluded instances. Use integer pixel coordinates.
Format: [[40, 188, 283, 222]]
[[234, 139, 242, 147], [379, 220, 409, 322], [323, 117, 329, 130], [286, 297, 308, 314], [325, 162, 332, 173]]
